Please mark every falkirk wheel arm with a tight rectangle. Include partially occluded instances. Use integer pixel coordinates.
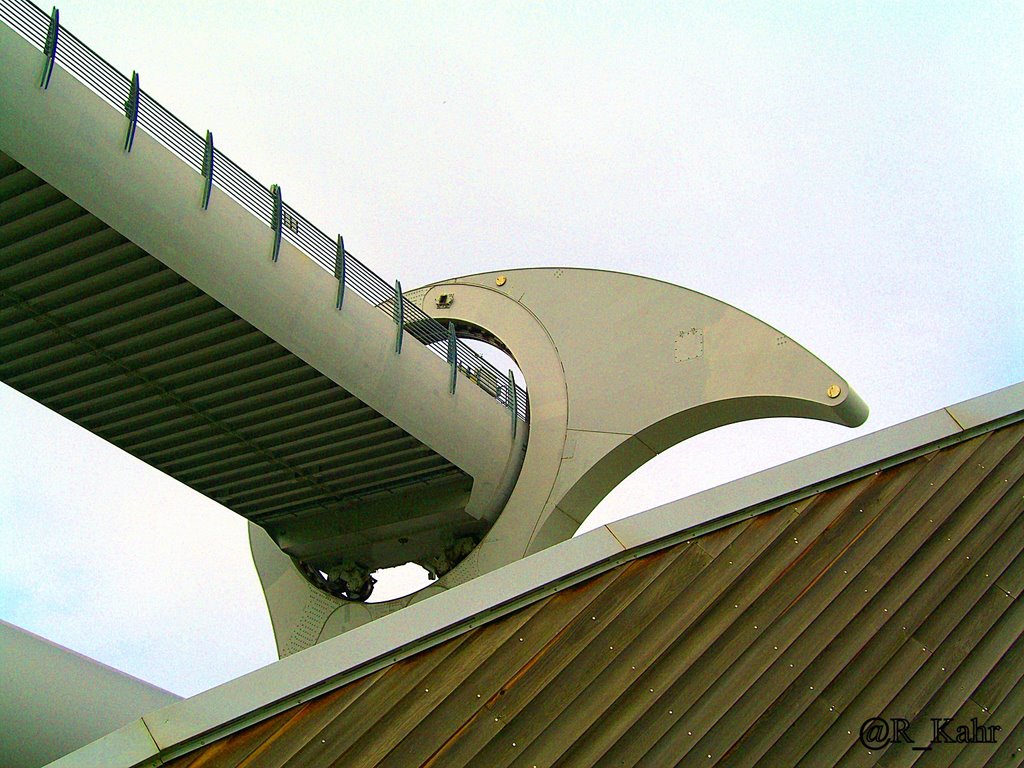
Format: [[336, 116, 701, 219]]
[[251, 267, 867, 655]]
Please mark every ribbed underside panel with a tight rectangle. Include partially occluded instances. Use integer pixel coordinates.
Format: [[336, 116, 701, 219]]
[[166, 419, 1024, 767], [0, 151, 465, 528]]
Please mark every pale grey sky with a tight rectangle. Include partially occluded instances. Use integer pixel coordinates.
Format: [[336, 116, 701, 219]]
[[1, 1, 1021, 697]]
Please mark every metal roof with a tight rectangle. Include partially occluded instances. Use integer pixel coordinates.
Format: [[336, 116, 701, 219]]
[[51, 381, 1024, 767]]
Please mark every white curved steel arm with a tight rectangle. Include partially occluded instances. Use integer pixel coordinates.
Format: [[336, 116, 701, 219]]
[[253, 267, 867, 651], [412, 267, 867, 559]]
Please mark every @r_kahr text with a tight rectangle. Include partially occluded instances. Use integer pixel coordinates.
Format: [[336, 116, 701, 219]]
[[859, 716, 1001, 751]]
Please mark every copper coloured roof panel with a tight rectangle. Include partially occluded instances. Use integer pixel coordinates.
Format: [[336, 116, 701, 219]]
[[160, 418, 1024, 767]]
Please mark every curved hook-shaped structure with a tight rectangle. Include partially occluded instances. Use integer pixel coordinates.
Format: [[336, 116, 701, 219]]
[[252, 267, 867, 652], [410, 267, 866, 563]]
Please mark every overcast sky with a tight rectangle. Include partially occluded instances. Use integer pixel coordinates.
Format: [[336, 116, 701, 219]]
[[1, 1, 1021, 698]]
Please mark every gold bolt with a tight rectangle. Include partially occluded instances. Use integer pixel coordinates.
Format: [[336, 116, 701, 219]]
[[827, 384, 841, 399], [496, 275, 507, 286]]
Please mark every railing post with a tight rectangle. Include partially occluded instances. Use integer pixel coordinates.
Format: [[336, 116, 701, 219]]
[[509, 370, 518, 437], [200, 130, 214, 210], [393, 281, 404, 354], [123, 71, 139, 152], [335, 235, 346, 309], [269, 184, 283, 262], [447, 323, 457, 394], [0, 1, 531, 427], [39, 7, 59, 89]]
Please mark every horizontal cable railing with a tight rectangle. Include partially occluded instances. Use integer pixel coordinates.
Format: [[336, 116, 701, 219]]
[[0, 0, 529, 423]]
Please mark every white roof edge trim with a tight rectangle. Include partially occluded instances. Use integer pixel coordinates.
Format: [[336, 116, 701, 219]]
[[46, 720, 159, 768], [608, 382, 1024, 551], [49, 381, 1024, 768]]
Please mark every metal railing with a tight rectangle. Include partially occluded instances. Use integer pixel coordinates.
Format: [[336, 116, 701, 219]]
[[0, 0, 529, 423]]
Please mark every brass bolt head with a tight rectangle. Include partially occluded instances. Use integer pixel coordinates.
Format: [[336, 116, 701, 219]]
[[827, 384, 842, 399], [496, 275, 507, 286]]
